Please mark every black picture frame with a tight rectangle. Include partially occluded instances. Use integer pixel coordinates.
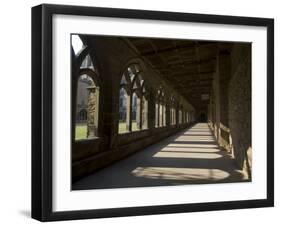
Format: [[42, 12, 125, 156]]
[[31, 4, 274, 222]]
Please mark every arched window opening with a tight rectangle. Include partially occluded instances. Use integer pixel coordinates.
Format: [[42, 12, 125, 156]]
[[128, 67, 135, 82], [118, 87, 128, 133], [155, 100, 159, 128], [170, 96, 176, 126], [118, 65, 147, 133], [159, 100, 163, 127], [155, 88, 166, 127], [155, 89, 160, 128], [162, 102, 166, 127], [142, 94, 148, 129], [73, 35, 100, 141], [75, 73, 99, 140], [120, 74, 128, 86], [131, 92, 140, 131], [71, 35, 84, 55], [141, 82, 148, 130], [80, 54, 94, 69], [118, 73, 130, 133]]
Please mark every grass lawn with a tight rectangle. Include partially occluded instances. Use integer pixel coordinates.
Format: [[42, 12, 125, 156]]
[[76, 122, 140, 139], [118, 121, 138, 133], [75, 124, 87, 140]]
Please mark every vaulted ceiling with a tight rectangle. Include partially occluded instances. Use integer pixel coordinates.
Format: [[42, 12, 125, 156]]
[[125, 37, 232, 111]]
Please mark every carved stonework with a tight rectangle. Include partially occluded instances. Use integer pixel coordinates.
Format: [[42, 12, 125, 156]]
[[87, 86, 96, 138]]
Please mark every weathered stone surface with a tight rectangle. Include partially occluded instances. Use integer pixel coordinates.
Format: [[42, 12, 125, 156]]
[[72, 37, 194, 181], [87, 87, 97, 138], [228, 44, 251, 179], [207, 43, 252, 179], [72, 36, 251, 183]]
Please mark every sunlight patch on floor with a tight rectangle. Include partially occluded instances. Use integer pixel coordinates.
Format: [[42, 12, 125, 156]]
[[153, 152, 222, 159], [174, 137, 215, 142], [160, 147, 220, 153], [183, 132, 213, 136], [132, 167, 230, 181], [167, 143, 218, 148]]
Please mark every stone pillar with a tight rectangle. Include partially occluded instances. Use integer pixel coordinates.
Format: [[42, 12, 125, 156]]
[[179, 109, 182, 124], [162, 104, 166, 126], [172, 108, 174, 125], [126, 93, 132, 131], [213, 50, 231, 149], [218, 51, 231, 149], [175, 105, 179, 126], [155, 102, 159, 127], [159, 103, 163, 127], [170, 108, 173, 125], [214, 54, 221, 140], [219, 51, 231, 126], [148, 91, 155, 129], [173, 108, 175, 125], [172, 107, 174, 125], [211, 93, 216, 129], [142, 96, 148, 129], [191, 111, 195, 122], [136, 95, 141, 130], [87, 85, 97, 138], [166, 104, 171, 126]]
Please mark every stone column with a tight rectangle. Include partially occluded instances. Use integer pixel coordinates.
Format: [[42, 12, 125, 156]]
[[170, 107, 173, 125], [126, 93, 132, 131], [173, 108, 175, 125], [175, 105, 179, 126], [163, 104, 166, 126], [214, 54, 221, 140], [87, 85, 97, 138], [166, 104, 171, 126], [155, 101, 159, 127], [218, 51, 231, 149], [213, 50, 231, 149], [219, 51, 231, 127], [142, 96, 148, 129], [148, 92, 155, 129], [159, 103, 163, 127], [136, 96, 141, 130]]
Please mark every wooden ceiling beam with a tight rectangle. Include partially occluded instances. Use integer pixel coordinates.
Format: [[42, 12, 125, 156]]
[[171, 70, 215, 77], [140, 44, 194, 56]]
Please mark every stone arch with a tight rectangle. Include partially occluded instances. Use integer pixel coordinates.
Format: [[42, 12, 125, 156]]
[[73, 40, 101, 140], [118, 60, 149, 133], [79, 69, 100, 88], [117, 57, 148, 85]]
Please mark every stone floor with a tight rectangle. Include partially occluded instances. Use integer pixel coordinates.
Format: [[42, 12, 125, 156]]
[[72, 123, 248, 190]]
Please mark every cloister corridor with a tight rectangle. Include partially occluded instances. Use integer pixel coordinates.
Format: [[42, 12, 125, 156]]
[[73, 123, 247, 190]]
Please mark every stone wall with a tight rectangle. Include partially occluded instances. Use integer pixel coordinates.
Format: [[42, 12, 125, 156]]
[[72, 36, 195, 182], [228, 43, 252, 178], [208, 43, 252, 179], [72, 123, 190, 181]]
